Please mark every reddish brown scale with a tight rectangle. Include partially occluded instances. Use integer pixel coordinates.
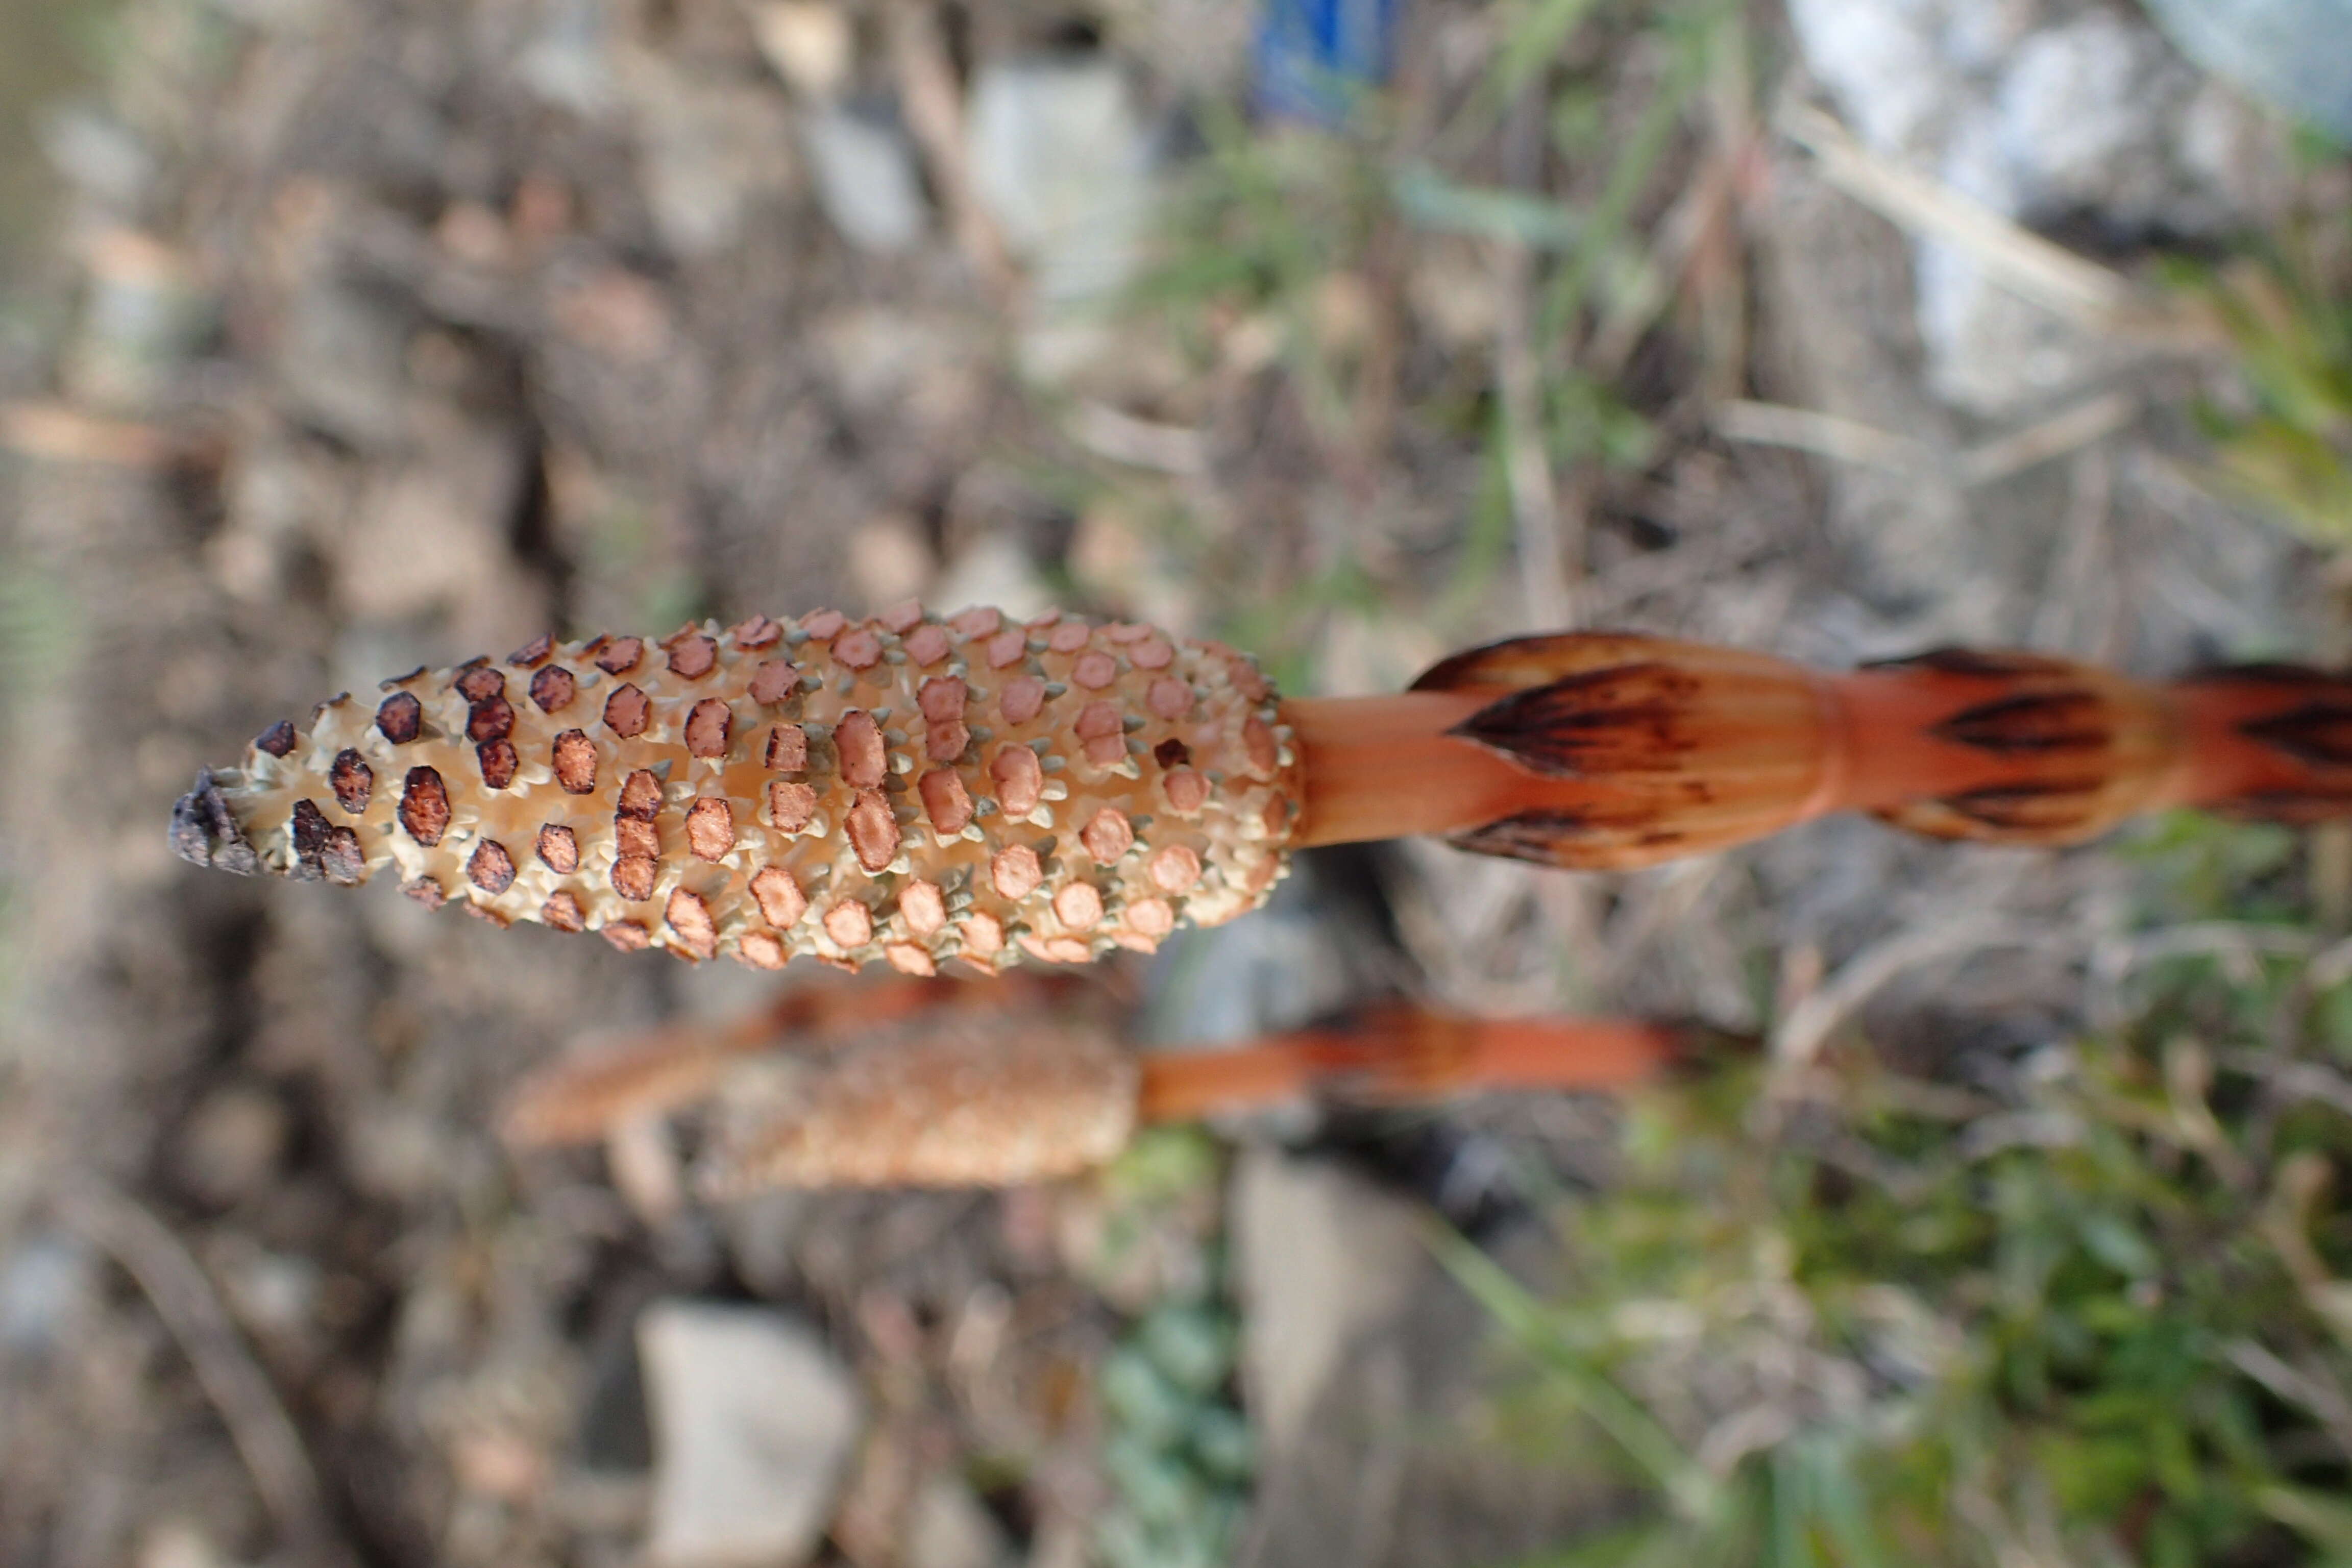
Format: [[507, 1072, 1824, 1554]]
[[618, 769, 663, 819], [469, 696, 515, 744], [553, 730, 598, 794], [834, 627, 883, 670], [404, 877, 448, 908], [802, 609, 847, 640], [604, 922, 651, 951], [919, 769, 973, 834], [667, 634, 719, 680], [765, 724, 807, 770], [376, 693, 423, 744], [730, 615, 783, 649], [686, 799, 736, 861], [604, 684, 650, 739], [1073, 651, 1118, 690], [478, 740, 519, 790], [836, 711, 886, 788], [616, 818, 659, 861], [596, 638, 643, 675], [543, 892, 585, 932], [329, 749, 373, 814], [665, 890, 718, 959], [739, 932, 787, 969], [992, 745, 1043, 816], [881, 600, 926, 634], [469, 840, 518, 894], [749, 865, 806, 927], [611, 855, 657, 902], [685, 699, 732, 758], [257, 720, 297, 757], [1001, 676, 1046, 725], [1081, 808, 1134, 864], [905, 624, 951, 665], [751, 659, 800, 705], [537, 824, 580, 874], [1055, 882, 1104, 929], [509, 634, 554, 667], [768, 780, 817, 832], [901, 880, 946, 935], [844, 791, 900, 872], [400, 767, 452, 846], [455, 666, 504, 704], [824, 900, 874, 948], [529, 665, 576, 714], [993, 844, 1044, 900], [1150, 845, 1201, 894]]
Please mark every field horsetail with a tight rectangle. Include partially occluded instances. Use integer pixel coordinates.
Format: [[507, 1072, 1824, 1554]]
[[174, 604, 2352, 973]]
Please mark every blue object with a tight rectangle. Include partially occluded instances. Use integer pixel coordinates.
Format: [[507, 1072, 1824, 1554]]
[[1253, 0, 1401, 126]]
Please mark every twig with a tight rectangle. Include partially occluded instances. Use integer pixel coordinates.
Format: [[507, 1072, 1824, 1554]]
[[1779, 104, 2215, 349], [1493, 87, 1578, 629], [1771, 915, 2020, 1067], [888, 1, 1015, 299], [1958, 390, 2138, 488], [1713, 400, 1927, 474], [59, 1185, 355, 1565], [2224, 1339, 2352, 1461]]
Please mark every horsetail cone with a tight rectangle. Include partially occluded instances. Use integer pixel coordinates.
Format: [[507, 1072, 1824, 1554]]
[[174, 612, 2352, 970], [170, 606, 1302, 972]]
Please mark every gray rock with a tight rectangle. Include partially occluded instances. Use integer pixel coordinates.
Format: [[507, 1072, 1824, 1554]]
[[1787, 0, 2285, 414], [2144, 0, 2352, 141], [801, 103, 929, 254], [966, 58, 1150, 306], [1228, 1150, 1425, 1456], [621, 50, 799, 259], [639, 1301, 864, 1567]]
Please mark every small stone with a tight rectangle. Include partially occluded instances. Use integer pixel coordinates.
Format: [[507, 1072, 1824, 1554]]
[[768, 780, 818, 832], [669, 634, 719, 679], [666, 890, 719, 960], [750, 865, 807, 927], [538, 823, 581, 874], [530, 665, 577, 714], [329, 749, 373, 814], [256, 720, 297, 757], [605, 683, 652, 739], [686, 799, 737, 861], [597, 637, 644, 675], [400, 767, 451, 845], [554, 729, 599, 793], [685, 698, 733, 758], [639, 1302, 863, 1568], [544, 891, 586, 930], [468, 839, 518, 894], [376, 693, 424, 744]]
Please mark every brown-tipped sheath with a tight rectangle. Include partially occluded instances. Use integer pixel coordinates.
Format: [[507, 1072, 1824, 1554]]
[[1285, 633, 2352, 867]]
